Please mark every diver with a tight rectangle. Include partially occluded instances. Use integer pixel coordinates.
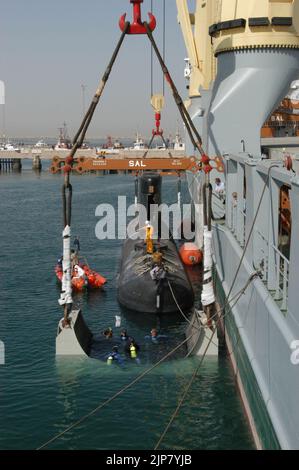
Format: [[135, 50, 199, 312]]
[[145, 328, 168, 344], [106, 346, 124, 366], [125, 338, 141, 364], [120, 329, 129, 341], [102, 327, 113, 339]]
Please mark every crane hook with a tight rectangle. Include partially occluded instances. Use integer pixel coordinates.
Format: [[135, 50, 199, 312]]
[[119, 0, 156, 35]]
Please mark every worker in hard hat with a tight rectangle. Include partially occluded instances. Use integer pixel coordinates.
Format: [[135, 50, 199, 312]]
[[145, 220, 154, 255]]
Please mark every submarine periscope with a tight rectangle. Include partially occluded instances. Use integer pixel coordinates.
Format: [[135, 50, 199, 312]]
[[117, 172, 195, 314]]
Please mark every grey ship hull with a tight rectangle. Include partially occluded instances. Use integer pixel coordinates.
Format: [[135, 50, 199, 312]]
[[187, 47, 299, 449]]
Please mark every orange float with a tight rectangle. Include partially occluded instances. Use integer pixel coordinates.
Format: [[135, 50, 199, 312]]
[[179, 243, 203, 266], [55, 262, 106, 291]]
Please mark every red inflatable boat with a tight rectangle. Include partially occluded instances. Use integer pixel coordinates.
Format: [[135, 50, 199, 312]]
[[55, 262, 107, 292]]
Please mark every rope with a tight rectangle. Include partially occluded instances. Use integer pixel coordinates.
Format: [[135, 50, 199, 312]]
[[37, 333, 196, 450], [168, 280, 196, 328], [154, 322, 217, 450], [168, 273, 259, 333], [155, 271, 259, 449]]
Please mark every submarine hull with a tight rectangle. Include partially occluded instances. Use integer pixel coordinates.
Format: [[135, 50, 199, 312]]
[[117, 238, 194, 314]]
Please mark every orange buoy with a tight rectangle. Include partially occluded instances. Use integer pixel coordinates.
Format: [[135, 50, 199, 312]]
[[179, 243, 203, 266]]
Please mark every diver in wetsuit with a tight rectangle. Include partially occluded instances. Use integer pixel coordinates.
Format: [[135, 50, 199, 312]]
[[125, 338, 140, 364], [120, 329, 129, 341], [102, 327, 113, 339], [145, 328, 168, 344], [106, 346, 124, 366]]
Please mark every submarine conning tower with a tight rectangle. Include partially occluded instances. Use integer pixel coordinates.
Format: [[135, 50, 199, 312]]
[[177, 0, 299, 157], [138, 172, 162, 229]]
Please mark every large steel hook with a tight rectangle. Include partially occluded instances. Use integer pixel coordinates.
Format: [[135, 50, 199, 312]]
[[119, 0, 156, 35]]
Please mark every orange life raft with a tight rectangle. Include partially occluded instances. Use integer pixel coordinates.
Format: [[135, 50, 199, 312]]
[[55, 263, 106, 291]]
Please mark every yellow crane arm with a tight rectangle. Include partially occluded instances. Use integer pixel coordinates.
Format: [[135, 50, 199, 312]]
[[176, 0, 203, 97]]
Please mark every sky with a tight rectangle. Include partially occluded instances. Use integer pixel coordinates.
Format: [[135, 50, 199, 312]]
[[0, 0, 191, 139]]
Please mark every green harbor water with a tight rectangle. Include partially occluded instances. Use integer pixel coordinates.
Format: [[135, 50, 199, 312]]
[[0, 162, 254, 450]]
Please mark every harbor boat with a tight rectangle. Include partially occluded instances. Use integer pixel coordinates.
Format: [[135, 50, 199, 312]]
[[55, 260, 106, 291], [117, 172, 194, 314], [96, 136, 122, 155], [54, 122, 72, 150], [0, 141, 20, 152], [129, 133, 146, 151], [34, 139, 48, 148]]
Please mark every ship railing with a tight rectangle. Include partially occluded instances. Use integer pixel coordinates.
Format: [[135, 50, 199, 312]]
[[255, 230, 269, 282], [255, 230, 289, 311], [230, 199, 246, 247], [239, 207, 246, 247], [231, 200, 237, 235], [272, 244, 289, 311]]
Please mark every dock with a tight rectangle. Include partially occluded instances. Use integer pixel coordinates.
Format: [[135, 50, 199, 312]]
[[0, 148, 185, 160]]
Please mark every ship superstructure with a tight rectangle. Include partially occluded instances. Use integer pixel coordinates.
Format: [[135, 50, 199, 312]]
[[177, 0, 299, 449]]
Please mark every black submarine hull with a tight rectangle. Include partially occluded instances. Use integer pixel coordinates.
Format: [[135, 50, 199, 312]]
[[117, 238, 194, 314]]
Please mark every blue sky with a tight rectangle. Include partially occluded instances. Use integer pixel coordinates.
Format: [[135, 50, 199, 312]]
[[0, 0, 190, 139]]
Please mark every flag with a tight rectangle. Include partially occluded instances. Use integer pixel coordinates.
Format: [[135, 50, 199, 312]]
[[0, 81, 5, 105]]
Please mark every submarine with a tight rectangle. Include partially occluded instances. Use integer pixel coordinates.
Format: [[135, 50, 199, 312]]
[[117, 172, 194, 314]]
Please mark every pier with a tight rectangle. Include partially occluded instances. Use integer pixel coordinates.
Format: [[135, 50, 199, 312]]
[[0, 158, 22, 172]]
